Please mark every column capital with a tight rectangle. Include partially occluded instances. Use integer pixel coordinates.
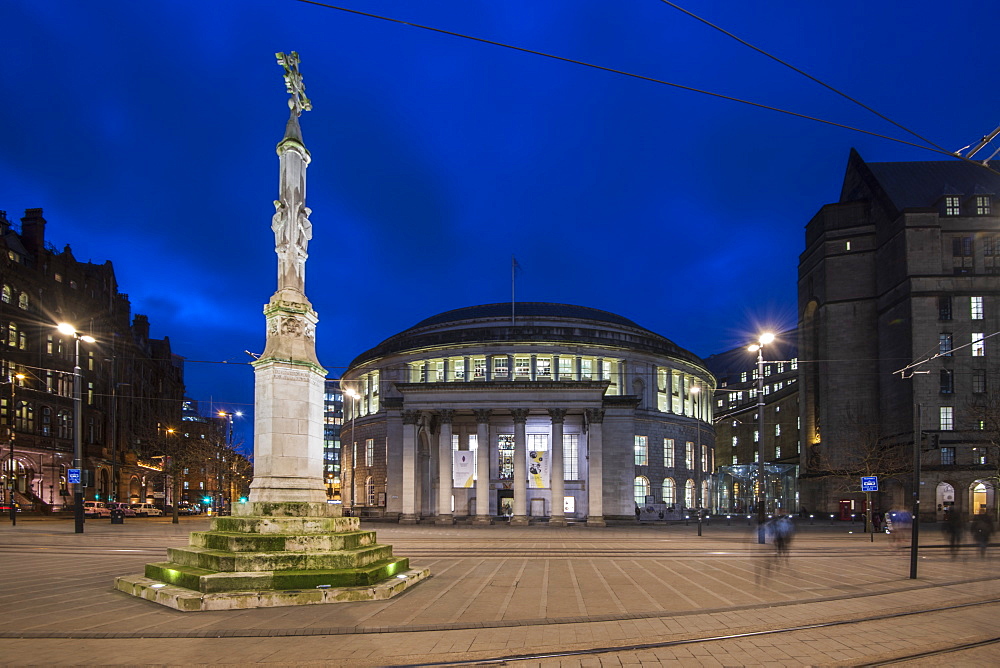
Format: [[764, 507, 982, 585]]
[[473, 408, 492, 424], [510, 408, 530, 424], [547, 407, 568, 424], [585, 407, 605, 424], [438, 409, 455, 424]]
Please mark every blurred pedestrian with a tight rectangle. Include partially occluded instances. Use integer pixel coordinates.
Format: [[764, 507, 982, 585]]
[[942, 510, 964, 558], [971, 513, 994, 558]]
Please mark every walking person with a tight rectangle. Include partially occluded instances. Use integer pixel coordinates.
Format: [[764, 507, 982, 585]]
[[971, 513, 994, 558], [942, 510, 964, 559]]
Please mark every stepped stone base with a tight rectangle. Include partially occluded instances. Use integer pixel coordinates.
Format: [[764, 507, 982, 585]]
[[114, 501, 428, 612]]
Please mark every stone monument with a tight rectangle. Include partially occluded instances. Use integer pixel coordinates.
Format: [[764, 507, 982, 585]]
[[115, 52, 428, 611]]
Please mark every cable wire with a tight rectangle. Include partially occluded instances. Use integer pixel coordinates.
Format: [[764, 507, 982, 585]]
[[656, 0, 953, 155], [289, 0, 965, 159]]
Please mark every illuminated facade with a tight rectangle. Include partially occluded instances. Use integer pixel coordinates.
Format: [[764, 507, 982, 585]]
[[340, 302, 715, 525]]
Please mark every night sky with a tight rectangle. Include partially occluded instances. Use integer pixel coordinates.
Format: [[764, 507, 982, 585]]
[[2, 1, 997, 450]]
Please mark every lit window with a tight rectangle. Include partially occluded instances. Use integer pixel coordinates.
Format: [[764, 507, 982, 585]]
[[580, 358, 593, 380], [493, 356, 508, 378], [663, 438, 675, 468], [732, 436, 738, 447], [944, 196, 960, 216], [790, 358, 798, 370], [453, 358, 465, 380], [634, 476, 650, 505], [365, 438, 374, 465], [940, 448, 955, 465], [775, 445, 781, 459], [536, 357, 551, 378], [940, 407, 954, 431], [634, 435, 648, 465], [972, 333, 985, 357], [684, 441, 694, 469], [563, 434, 578, 479], [662, 478, 675, 506], [775, 424, 781, 436], [976, 195, 991, 215], [701, 445, 708, 472], [558, 357, 574, 379], [971, 296, 984, 320], [684, 479, 695, 508], [451, 434, 459, 451], [845, 240, 852, 251], [473, 357, 486, 379], [753, 430, 759, 443], [435, 360, 444, 382], [740, 372, 747, 383], [514, 357, 530, 377]]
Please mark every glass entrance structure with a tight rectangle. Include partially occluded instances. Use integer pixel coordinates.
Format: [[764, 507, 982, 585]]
[[714, 464, 798, 515]]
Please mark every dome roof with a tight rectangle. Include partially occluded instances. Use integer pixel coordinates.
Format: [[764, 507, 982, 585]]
[[347, 302, 705, 370]]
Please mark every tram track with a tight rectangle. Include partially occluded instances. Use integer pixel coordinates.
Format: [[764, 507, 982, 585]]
[[381, 597, 1000, 667]]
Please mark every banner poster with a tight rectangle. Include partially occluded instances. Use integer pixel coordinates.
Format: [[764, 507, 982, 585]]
[[528, 449, 550, 489], [453, 451, 475, 488]]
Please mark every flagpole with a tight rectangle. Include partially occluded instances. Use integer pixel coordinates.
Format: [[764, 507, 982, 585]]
[[511, 255, 516, 325]]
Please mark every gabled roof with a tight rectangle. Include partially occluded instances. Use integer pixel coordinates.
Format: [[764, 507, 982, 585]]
[[841, 148, 1000, 213]]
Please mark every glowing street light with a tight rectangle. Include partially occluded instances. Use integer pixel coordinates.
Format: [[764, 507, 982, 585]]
[[57, 323, 96, 534], [747, 332, 774, 544]]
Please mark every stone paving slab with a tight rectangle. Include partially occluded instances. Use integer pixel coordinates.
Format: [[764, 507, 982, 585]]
[[0, 516, 997, 665]]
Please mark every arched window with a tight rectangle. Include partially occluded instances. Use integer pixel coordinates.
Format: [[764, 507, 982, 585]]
[[57, 410, 72, 439], [7, 322, 16, 347], [365, 476, 376, 506], [40, 406, 51, 436], [662, 478, 675, 506], [1, 285, 9, 303], [14, 401, 33, 432], [18, 292, 28, 310], [633, 476, 650, 505], [701, 480, 709, 508], [684, 479, 695, 509]]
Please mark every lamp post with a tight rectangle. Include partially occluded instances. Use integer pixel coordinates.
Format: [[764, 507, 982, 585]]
[[690, 385, 707, 536], [57, 323, 96, 534], [748, 332, 774, 544], [217, 410, 242, 514], [6, 372, 25, 524], [344, 388, 360, 512]]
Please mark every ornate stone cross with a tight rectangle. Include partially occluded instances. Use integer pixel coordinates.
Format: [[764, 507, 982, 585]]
[[276, 51, 312, 117]]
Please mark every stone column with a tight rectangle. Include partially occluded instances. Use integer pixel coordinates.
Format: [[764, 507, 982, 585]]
[[436, 409, 455, 524], [400, 410, 420, 524], [548, 408, 567, 526], [586, 407, 606, 527], [511, 408, 530, 525], [473, 409, 492, 524]]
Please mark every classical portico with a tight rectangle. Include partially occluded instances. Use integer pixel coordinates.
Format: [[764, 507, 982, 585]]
[[340, 302, 716, 526]]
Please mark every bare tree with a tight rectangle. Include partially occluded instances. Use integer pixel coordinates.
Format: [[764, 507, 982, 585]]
[[159, 434, 216, 524], [811, 406, 910, 532]]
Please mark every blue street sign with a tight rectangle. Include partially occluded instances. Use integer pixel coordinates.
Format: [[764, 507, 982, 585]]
[[861, 476, 879, 492], [68, 468, 81, 485]]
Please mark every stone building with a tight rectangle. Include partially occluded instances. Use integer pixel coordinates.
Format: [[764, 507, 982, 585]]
[[0, 208, 185, 510], [705, 333, 801, 515], [798, 149, 1000, 520], [339, 302, 715, 525]]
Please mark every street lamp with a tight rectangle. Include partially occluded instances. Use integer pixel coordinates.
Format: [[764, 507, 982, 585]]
[[6, 371, 25, 525], [344, 388, 360, 511], [747, 331, 774, 544], [689, 385, 708, 536], [217, 410, 242, 514], [57, 323, 96, 534]]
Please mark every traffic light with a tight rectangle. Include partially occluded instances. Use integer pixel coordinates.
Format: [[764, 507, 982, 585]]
[[239, 496, 248, 504], [203, 496, 212, 505]]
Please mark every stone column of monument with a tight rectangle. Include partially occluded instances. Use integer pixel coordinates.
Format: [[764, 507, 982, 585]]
[[248, 51, 328, 506], [114, 53, 427, 610]]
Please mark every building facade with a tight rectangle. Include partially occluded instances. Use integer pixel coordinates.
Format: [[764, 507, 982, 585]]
[[0, 208, 185, 510], [323, 379, 343, 502], [705, 334, 801, 515], [798, 150, 1000, 520], [339, 303, 716, 525]]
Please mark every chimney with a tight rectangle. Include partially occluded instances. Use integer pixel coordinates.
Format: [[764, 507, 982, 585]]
[[20, 208, 46, 256], [132, 314, 150, 342]]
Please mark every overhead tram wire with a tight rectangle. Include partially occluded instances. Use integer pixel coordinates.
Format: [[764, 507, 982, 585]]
[[656, 0, 953, 156], [289, 0, 972, 161]]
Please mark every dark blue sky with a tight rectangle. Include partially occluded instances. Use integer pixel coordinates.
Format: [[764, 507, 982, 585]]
[[2, 1, 997, 449]]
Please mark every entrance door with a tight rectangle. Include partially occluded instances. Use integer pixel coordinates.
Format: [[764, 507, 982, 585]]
[[497, 489, 513, 518]]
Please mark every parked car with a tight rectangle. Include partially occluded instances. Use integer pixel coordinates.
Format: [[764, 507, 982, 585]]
[[177, 503, 202, 515], [105, 502, 136, 517], [130, 503, 163, 517], [83, 501, 111, 518]]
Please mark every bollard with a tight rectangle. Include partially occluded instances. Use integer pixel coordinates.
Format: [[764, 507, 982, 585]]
[[809, 514, 814, 525], [111, 509, 125, 525], [726, 515, 731, 526]]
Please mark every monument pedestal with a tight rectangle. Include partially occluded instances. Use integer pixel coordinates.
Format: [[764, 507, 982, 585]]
[[114, 502, 427, 612]]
